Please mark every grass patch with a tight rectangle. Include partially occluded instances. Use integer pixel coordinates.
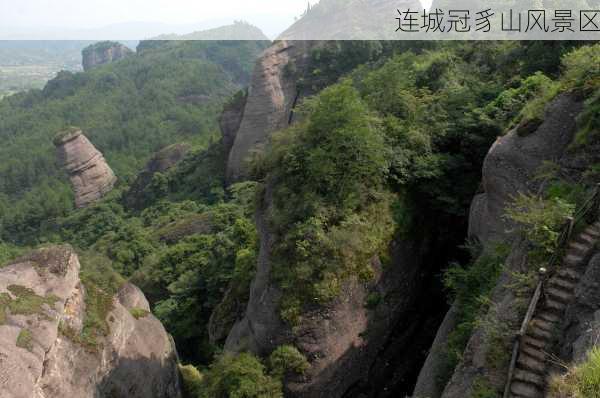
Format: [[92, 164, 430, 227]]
[[129, 307, 150, 319], [60, 252, 124, 352], [471, 376, 498, 398], [16, 328, 34, 351], [438, 243, 509, 386], [551, 347, 600, 398], [0, 285, 60, 325]]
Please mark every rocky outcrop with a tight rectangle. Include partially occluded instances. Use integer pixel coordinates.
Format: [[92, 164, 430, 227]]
[[225, 182, 436, 397], [124, 143, 189, 210], [468, 93, 584, 245], [82, 41, 133, 71], [0, 245, 181, 398], [220, 91, 247, 163], [436, 94, 586, 398], [54, 128, 117, 208], [562, 252, 600, 363], [226, 40, 317, 182]]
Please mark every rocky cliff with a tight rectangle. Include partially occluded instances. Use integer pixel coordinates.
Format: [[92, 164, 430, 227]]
[[54, 128, 117, 208], [223, 182, 442, 397], [226, 40, 317, 182], [82, 41, 133, 71], [0, 245, 181, 398], [423, 93, 597, 398]]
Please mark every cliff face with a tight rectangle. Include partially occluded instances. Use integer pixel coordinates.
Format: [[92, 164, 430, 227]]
[[433, 94, 589, 398], [224, 181, 438, 397], [54, 128, 117, 208], [226, 40, 317, 182], [0, 245, 181, 398], [82, 41, 133, 71]]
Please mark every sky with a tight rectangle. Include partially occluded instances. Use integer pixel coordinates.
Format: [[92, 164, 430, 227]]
[[0, 0, 433, 38]]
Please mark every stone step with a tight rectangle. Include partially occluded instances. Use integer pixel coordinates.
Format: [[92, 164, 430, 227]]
[[568, 241, 591, 255], [530, 318, 555, 333], [577, 233, 596, 244], [536, 311, 561, 324], [564, 254, 585, 266], [521, 344, 547, 362], [556, 268, 582, 282], [517, 353, 547, 374], [548, 277, 576, 292], [545, 287, 574, 304], [511, 380, 543, 397], [585, 225, 600, 237], [514, 368, 545, 387], [529, 326, 553, 341], [522, 336, 548, 350], [545, 298, 567, 314]]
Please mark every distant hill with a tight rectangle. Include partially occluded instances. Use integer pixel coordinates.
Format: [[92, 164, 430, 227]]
[[150, 21, 270, 41]]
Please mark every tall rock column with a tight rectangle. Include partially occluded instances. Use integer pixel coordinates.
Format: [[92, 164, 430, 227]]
[[54, 128, 117, 208]]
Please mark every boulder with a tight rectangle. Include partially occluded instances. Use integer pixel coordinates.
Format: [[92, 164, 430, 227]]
[[54, 128, 117, 208], [82, 41, 133, 71], [0, 245, 181, 398]]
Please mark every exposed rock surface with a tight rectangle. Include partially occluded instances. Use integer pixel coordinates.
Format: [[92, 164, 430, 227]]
[[562, 252, 600, 364], [437, 94, 586, 398], [225, 182, 436, 397], [54, 128, 117, 208], [0, 245, 181, 398], [82, 41, 133, 71], [220, 92, 247, 163], [468, 93, 584, 245], [124, 143, 190, 210], [226, 40, 317, 182]]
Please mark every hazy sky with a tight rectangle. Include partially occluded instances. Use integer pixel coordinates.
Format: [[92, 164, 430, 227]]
[[1, 0, 432, 28], [0, 0, 432, 39]]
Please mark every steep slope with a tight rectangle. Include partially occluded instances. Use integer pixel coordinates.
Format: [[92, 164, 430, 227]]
[[0, 245, 181, 398]]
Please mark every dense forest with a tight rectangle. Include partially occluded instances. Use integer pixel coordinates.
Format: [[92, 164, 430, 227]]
[[0, 35, 599, 397], [0, 35, 268, 244]]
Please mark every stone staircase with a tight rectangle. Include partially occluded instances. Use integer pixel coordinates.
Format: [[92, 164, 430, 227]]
[[509, 221, 600, 398]]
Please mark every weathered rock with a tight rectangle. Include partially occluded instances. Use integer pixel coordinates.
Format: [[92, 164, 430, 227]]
[[0, 245, 181, 398], [439, 94, 585, 398], [561, 253, 600, 363], [226, 40, 317, 182], [220, 91, 247, 164], [468, 93, 583, 245], [54, 128, 117, 208], [82, 41, 133, 71], [124, 143, 190, 210], [225, 182, 432, 397], [412, 304, 459, 398]]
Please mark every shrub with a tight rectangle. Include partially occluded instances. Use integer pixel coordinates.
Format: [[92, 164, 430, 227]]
[[441, 244, 509, 383], [504, 193, 575, 261], [550, 347, 600, 398], [268, 345, 310, 378], [471, 376, 498, 398], [179, 364, 204, 398], [200, 353, 283, 398]]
